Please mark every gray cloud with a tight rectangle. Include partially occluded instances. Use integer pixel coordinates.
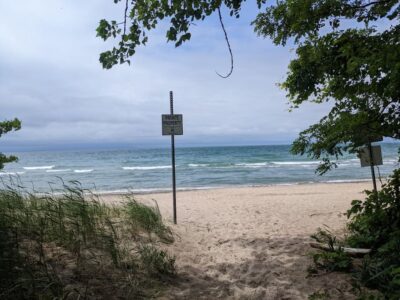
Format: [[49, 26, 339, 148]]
[[0, 1, 331, 150]]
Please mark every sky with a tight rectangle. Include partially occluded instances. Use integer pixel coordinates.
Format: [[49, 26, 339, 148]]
[[0, 1, 332, 151]]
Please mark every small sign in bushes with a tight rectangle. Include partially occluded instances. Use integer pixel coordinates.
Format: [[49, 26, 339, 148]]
[[359, 145, 383, 167]]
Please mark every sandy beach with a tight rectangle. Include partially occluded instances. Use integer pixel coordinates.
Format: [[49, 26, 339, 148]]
[[101, 181, 373, 299]]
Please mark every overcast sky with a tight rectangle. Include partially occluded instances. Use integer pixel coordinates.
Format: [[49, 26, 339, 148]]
[[0, 1, 332, 151]]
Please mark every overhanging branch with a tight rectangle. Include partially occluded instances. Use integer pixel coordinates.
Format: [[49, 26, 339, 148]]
[[216, 7, 234, 78]]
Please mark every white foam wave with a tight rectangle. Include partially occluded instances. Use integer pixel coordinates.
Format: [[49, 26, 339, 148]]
[[46, 169, 71, 173], [0, 171, 25, 176], [213, 166, 236, 169], [95, 188, 168, 194], [74, 169, 93, 173], [122, 166, 171, 170], [236, 162, 268, 168], [324, 179, 371, 184], [188, 163, 209, 167], [23, 165, 54, 170], [272, 161, 320, 165]]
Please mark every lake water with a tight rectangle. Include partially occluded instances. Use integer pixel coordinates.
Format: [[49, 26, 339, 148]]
[[1, 144, 398, 193]]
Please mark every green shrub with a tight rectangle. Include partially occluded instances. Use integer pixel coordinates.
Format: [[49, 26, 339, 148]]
[[310, 228, 352, 273], [311, 250, 352, 273], [347, 169, 400, 250], [309, 170, 400, 298], [346, 169, 400, 298], [123, 197, 173, 243]]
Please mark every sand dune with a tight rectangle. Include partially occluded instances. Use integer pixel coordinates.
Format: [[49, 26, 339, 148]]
[[104, 182, 373, 299]]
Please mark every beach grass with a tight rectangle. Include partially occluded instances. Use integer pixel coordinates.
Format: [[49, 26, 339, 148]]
[[0, 180, 175, 299], [124, 197, 174, 243]]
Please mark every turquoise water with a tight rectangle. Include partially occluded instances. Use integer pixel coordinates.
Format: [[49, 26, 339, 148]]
[[1, 144, 399, 193]]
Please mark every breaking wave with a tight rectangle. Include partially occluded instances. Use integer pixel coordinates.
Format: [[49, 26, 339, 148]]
[[74, 169, 93, 173], [23, 165, 54, 170], [122, 166, 171, 170]]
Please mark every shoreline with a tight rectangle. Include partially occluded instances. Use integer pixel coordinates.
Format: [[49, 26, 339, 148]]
[[91, 178, 375, 197]]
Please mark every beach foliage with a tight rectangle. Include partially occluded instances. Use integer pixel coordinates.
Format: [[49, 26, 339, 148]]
[[0, 118, 21, 169], [97, 0, 399, 173], [347, 169, 400, 250], [309, 228, 352, 273], [96, 0, 266, 69], [255, 0, 400, 173], [310, 169, 400, 298], [346, 169, 400, 298], [0, 181, 175, 299]]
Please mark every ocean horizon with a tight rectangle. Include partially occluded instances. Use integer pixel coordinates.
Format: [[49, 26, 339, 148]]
[[1, 143, 399, 194]]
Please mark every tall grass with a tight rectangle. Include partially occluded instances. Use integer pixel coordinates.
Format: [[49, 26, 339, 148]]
[[0, 180, 175, 299], [124, 198, 174, 243]]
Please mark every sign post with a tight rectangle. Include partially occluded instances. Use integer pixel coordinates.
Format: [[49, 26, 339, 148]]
[[359, 136, 383, 194], [162, 91, 183, 224], [368, 142, 377, 193]]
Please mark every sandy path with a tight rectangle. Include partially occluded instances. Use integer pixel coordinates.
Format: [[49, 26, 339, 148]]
[[104, 182, 372, 299]]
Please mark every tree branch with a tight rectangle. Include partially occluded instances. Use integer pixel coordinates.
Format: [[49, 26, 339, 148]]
[[349, 0, 392, 10], [123, 0, 129, 36], [216, 7, 234, 79]]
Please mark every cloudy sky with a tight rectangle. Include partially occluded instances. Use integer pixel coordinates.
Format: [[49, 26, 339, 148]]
[[0, 1, 331, 151]]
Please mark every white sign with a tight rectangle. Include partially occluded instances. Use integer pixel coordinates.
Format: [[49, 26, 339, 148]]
[[162, 114, 183, 135], [360, 145, 383, 167]]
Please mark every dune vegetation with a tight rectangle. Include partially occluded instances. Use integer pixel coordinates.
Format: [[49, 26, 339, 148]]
[[0, 180, 175, 299]]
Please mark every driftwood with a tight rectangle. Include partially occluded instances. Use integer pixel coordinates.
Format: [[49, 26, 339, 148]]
[[310, 242, 371, 257]]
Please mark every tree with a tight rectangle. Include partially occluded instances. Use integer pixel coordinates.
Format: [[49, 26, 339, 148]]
[[97, 0, 400, 173], [0, 119, 21, 170], [254, 0, 400, 172]]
